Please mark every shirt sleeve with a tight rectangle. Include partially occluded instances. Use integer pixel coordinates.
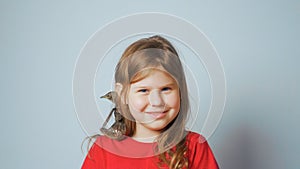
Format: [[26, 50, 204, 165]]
[[81, 143, 103, 169], [188, 133, 219, 169]]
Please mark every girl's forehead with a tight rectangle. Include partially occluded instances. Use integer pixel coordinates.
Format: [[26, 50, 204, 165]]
[[130, 68, 178, 87]]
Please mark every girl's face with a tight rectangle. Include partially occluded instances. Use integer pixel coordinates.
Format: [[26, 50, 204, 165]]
[[127, 69, 180, 138]]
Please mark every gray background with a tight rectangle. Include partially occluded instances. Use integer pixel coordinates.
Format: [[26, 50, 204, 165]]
[[1, 0, 299, 169]]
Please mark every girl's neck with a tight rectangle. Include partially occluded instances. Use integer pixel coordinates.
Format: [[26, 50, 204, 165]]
[[132, 124, 161, 143], [131, 135, 158, 143]]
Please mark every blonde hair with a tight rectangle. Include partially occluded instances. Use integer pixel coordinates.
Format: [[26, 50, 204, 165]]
[[114, 35, 190, 168]]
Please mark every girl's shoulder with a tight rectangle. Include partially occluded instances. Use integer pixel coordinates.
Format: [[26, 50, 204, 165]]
[[185, 131, 220, 169], [186, 131, 207, 144]]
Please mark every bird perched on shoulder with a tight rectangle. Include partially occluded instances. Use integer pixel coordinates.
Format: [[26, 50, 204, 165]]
[[100, 91, 125, 140]]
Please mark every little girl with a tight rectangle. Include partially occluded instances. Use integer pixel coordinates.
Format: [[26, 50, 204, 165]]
[[81, 35, 219, 169]]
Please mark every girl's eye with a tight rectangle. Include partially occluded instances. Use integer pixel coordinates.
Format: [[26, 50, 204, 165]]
[[162, 87, 171, 92], [138, 89, 148, 93]]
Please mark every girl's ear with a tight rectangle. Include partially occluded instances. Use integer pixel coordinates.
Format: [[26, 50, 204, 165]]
[[115, 83, 127, 104], [115, 83, 123, 96]]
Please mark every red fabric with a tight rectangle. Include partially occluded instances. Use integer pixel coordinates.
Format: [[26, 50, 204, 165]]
[[81, 131, 219, 169]]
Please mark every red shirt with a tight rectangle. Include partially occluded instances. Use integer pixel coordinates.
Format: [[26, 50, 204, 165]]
[[81, 131, 219, 169]]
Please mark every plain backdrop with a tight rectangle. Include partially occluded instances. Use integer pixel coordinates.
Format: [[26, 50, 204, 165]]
[[0, 0, 299, 169]]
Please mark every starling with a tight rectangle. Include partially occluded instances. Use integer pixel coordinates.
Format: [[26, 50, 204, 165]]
[[100, 91, 125, 140]]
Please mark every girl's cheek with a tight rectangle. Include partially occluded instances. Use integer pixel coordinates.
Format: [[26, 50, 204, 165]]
[[129, 95, 148, 112], [166, 92, 181, 107]]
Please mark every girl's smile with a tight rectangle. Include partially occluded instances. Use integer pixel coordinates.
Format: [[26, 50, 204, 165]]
[[145, 110, 167, 119], [127, 69, 181, 139]]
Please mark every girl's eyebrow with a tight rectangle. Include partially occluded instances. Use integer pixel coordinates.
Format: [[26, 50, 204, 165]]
[[161, 82, 177, 87], [132, 82, 177, 89]]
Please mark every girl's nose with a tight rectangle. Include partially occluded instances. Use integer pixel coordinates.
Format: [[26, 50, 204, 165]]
[[148, 90, 165, 107]]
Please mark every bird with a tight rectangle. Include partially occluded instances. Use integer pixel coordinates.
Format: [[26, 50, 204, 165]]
[[100, 91, 126, 140]]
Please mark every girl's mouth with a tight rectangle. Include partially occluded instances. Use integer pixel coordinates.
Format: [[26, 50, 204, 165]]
[[145, 110, 168, 119]]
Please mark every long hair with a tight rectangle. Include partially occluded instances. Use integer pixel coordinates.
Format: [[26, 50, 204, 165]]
[[114, 35, 190, 168]]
